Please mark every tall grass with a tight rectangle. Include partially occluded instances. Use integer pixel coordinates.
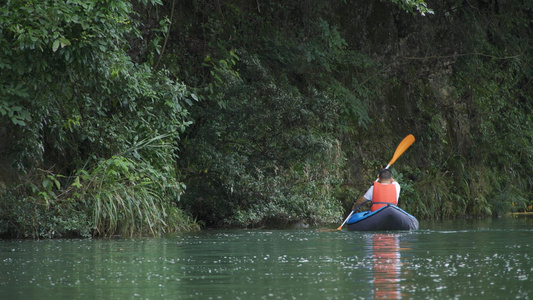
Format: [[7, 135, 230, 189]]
[[78, 135, 199, 237]]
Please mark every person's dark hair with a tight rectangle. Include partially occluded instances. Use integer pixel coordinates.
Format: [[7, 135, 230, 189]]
[[378, 168, 392, 180]]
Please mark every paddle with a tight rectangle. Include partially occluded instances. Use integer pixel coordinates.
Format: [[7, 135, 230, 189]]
[[324, 134, 415, 232], [384, 134, 415, 169]]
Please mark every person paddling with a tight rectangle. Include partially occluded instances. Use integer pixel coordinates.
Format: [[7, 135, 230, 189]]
[[354, 168, 400, 212]]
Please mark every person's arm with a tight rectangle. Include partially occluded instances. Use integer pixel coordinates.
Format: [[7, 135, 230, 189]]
[[352, 186, 373, 209], [392, 180, 401, 204], [353, 195, 368, 208]]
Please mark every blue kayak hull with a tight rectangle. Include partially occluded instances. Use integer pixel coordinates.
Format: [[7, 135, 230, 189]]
[[346, 205, 419, 231]]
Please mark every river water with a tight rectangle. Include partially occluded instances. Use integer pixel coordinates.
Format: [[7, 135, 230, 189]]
[[1, 215, 532, 299]]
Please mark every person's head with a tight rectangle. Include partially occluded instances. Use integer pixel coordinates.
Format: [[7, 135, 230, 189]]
[[378, 169, 392, 181]]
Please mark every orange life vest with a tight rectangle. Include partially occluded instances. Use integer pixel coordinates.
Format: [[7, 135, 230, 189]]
[[370, 182, 398, 212]]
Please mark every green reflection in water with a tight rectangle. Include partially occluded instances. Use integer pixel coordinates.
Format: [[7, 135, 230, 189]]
[[1, 216, 532, 299]]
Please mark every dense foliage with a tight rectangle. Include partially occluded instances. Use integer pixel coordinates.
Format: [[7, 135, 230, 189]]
[[391, 0, 533, 219], [170, 1, 375, 227], [0, 0, 199, 237], [1, 0, 532, 238]]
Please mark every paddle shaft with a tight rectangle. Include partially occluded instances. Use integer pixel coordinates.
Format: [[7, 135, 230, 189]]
[[336, 200, 369, 230], [337, 211, 354, 230]]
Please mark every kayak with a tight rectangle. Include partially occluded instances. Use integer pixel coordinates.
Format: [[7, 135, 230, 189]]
[[346, 204, 419, 231]]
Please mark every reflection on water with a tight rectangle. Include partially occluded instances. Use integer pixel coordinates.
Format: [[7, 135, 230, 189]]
[[372, 234, 402, 299], [1, 216, 532, 299]]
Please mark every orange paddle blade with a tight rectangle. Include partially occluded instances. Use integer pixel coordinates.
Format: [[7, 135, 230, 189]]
[[387, 134, 415, 167]]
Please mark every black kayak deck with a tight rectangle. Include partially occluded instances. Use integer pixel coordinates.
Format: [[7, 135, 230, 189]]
[[346, 205, 419, 231]]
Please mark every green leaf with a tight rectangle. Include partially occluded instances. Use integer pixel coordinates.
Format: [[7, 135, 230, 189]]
[[59, 37, 71, 48], [72, 176, 82, 188], [52, 39, 60, 52], [53, 178, 61, 190], [42, 178, 51, 190], [12, 117, 26, 126]]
